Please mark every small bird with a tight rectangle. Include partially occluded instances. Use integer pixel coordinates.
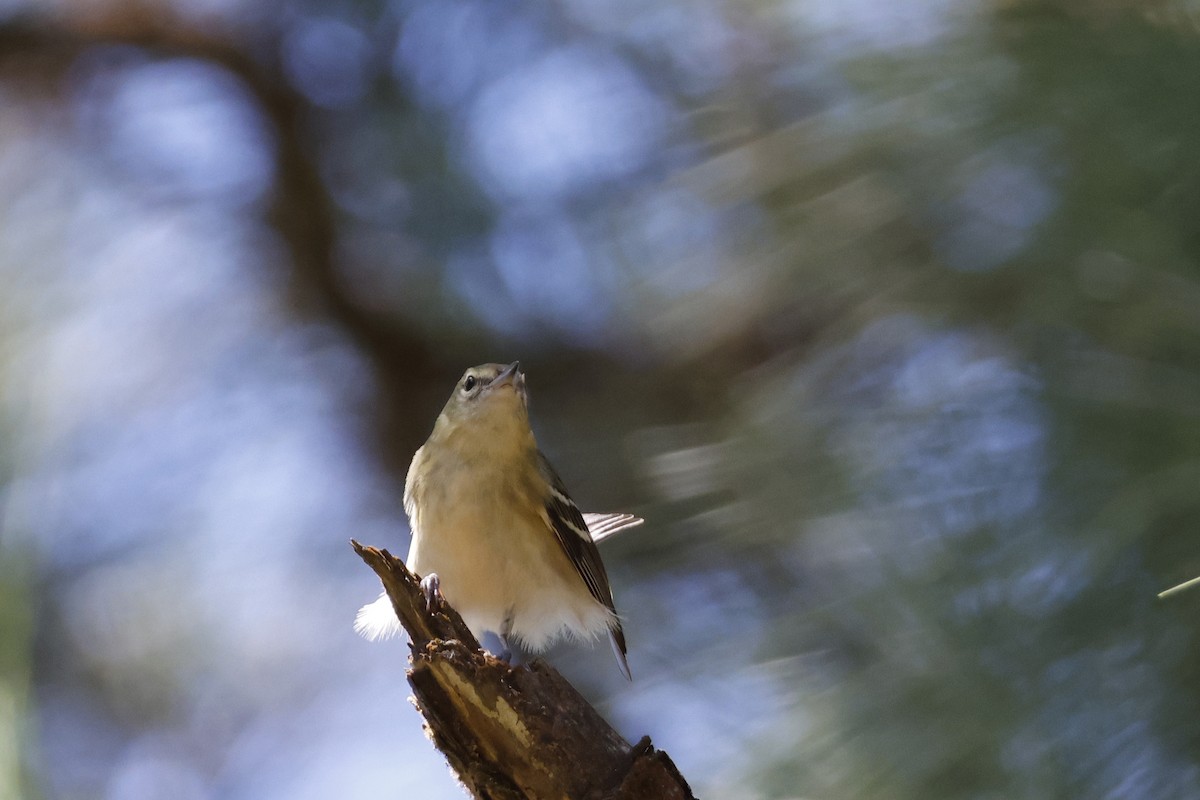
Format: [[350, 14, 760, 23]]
[[355, 361, 642, 679]]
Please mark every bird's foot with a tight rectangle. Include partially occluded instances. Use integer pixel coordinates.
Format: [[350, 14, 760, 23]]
[[419, 572, 442, 613], [496, 633, 513, 664]]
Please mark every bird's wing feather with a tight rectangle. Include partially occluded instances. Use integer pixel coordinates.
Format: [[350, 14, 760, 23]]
[[537, 452, 633, 680], [403, 445, 426, 521], [583, 512, 644, 543], [538, 453, 617, 612]]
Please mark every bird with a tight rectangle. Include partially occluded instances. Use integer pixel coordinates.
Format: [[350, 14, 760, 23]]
[[355, 361, 642, 679]]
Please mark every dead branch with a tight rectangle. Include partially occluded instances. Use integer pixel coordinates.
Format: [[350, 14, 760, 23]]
[[350, 540, 695, 800]]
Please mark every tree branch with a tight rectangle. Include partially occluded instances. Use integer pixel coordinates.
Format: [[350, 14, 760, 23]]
[[350, 540, 695, 800]]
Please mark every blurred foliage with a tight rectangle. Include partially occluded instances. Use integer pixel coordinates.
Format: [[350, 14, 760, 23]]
[[2, 1, 1200, 799], [0, 553, 35, 800]]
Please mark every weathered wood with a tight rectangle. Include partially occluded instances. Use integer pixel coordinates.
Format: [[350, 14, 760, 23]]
[[351, 540, 696, 800]]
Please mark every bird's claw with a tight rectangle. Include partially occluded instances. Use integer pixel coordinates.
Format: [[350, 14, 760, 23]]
[[420, 573, 442, 612]]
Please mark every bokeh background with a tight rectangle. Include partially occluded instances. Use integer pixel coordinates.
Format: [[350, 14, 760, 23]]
[[2, 0, 1200, 797]]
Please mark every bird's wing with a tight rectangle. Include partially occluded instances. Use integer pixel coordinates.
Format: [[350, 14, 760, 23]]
[[538, 453, 617, 612], [537, 452, 631, 679]]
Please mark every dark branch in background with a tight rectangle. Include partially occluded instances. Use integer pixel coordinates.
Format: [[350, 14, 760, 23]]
[[351, 540, 695, 800], [0, 12, 444, 461], [0, 7, 815, 461]]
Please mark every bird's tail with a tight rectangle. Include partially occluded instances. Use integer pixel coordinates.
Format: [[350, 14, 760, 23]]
[[354, 592, 404, 641], [608, 625, 632, 681], [583, 512, 643, 543]]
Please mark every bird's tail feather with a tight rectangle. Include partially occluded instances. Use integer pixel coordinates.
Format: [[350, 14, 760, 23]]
[[608, 626, 632, 681], [354, 592, 404, 641], [584, 512, 643, 543]]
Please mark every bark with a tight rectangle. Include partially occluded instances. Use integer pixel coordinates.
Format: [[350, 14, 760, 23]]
[[351, 540, 696, 800]]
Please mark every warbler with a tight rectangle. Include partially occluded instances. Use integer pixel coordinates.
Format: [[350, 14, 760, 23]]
[[355, 361, 641, 679]]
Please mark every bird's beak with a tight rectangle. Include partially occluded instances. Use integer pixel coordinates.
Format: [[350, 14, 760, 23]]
[[491, 361, 522, 389]]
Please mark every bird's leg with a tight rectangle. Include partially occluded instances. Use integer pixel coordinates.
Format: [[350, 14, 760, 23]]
[[497, 611, 514, 663], [419, 572, 442, 612]]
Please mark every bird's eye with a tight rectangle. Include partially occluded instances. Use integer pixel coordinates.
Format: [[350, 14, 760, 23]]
[[463, 375, 477, 392]]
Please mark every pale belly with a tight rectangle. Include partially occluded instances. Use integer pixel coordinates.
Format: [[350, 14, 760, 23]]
[[405, 482, 613, 651]]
